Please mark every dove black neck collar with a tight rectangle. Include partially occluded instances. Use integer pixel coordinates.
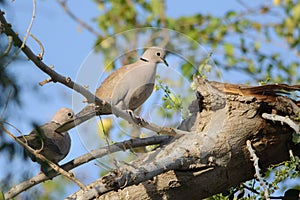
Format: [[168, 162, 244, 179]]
[[140, 57, 149, 62]]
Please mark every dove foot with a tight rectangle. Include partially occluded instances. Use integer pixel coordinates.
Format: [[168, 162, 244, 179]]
[[126, 110, 148, 126]]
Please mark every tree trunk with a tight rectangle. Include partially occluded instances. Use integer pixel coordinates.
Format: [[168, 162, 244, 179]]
[[69, 76, 300, 200]]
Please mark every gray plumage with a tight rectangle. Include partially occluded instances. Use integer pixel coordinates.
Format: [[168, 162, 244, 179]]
[[18, 108, 74, 164], [56, 47, 168, 132]]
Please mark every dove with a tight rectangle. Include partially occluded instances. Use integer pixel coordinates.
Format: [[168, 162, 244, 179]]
[[56, 47, 168, 132], [18, 108, 75, 168]]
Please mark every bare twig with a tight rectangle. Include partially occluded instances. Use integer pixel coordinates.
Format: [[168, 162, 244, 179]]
[[289, 149, 294, 159], [236, 0, 253, 12], [39, 77, 52, 86], [262, 113, 300, 134], [246, 140, 270, 200], [56, 0, 102, 37], [0, 27, 22, 69], [1, 35, 13, 56], [0, 90, 12, 118], [30, 33, 44, 59], [242, 184, 282, 199], [4, 135, 169, 199], [21, 0, 36, 49]]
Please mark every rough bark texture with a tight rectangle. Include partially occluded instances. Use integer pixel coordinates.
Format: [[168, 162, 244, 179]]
[[70, 77, 300, 200]]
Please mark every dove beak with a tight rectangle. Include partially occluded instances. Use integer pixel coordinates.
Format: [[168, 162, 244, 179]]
[[161, 57, 169, 67], [55, 120, 76, 133], [55, 112, 95, 133]]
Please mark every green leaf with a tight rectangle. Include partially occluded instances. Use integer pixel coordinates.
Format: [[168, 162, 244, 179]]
[[223, 43, 234, 56], [252, 22, 261, 32], [181, 62, 193, 78], [0, 191, 4, 200], [292, 2, 300, 21], [225, 11, 236, 18], [292, 132, 300, 144]]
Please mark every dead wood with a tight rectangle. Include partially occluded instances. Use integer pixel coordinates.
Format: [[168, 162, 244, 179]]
[[68, 76, 300, 199]]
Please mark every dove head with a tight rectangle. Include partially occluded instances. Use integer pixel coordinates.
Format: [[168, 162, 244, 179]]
[[140, 47, 168, 66], [52, 108, 75, 125]]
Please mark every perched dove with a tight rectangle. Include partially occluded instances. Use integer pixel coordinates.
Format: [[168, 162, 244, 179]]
[[18, 108, 74, 167], [56, 47, 168, 132]]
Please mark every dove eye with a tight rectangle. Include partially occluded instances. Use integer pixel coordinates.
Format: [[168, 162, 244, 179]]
[[67, 112, 73, 117], [156, 52, 161, 56]]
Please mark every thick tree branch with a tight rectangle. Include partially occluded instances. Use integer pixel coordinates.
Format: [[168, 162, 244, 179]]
[[67, 77, 300, 199], [68, 132, 214, 199]]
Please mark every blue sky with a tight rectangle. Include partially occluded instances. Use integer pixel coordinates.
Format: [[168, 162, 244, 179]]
[[2, 0, 297, 198], [4, 0, 244, 127]]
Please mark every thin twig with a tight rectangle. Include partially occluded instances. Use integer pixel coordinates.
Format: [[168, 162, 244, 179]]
[[289, 149, 294, 159], [242, 184, 282, 199], [30, 33, 44, 59], [0, 90, 12, 118], [236, 0, 253, 12], [1, 35, 13, 56], [39, 77, 53, 86], [21, 0, 36, 49], [246, 140, 270, 200], [0, 122, 87, 191], [56, 0, 102, 37]]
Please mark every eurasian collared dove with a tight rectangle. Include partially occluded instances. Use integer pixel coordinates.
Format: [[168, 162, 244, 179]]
[[18, 108, 74, 166], [56, 47, 168, 132]]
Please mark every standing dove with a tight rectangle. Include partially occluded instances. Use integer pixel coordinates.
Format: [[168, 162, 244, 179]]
[[56, 47, 168, 132], [18, 108, 74, 167]]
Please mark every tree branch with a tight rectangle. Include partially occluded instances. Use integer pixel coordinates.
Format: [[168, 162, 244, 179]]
[[67, 77, 300, 199], [0, 10, 100, 104], [4, 135, 170, 199], [0, 122, 87, 195], [68, 132, 214, 199], [0, 10, 186, 137], [21, 0, 36, 49], [262, 113, 300, 134]]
